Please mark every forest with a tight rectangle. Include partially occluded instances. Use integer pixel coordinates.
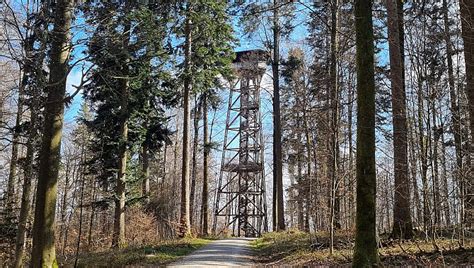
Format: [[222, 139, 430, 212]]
[[0, 0, 473, 267]]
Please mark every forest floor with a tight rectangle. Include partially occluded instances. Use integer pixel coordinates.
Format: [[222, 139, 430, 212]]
[[65, 237, 212, 267], [252, 230, 474, 267], [58, 230, 474, 267]]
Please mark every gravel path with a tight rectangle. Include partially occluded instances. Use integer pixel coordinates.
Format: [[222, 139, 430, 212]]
[[169, 238, 255, 267]]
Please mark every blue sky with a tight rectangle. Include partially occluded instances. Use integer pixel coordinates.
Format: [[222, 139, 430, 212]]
[[64, 2, 312, 123]]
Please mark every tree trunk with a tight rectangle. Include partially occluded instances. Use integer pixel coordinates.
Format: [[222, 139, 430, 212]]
[[5, 78, 23, 224], [440, 130, 451, 226], [112, 79, 128, 249], [352, 0, 379, 266], [272, 0, 285, 232], [459, 0, 474, 231], [172, 112, 180, 221], [162, 142, 168, 190], [431, 98, 441, 228], [443, 1, 464, 215], [329, 0, 340, 255], [142, 143, 150, 201], [348, 77, 355, 228], [87, 177, 96, 247], [200, 94, 209, 236], [112, 20, 131, 249], [13, 85, 38, 268], [74, 141, 88, 267], [387, 0, 413, 239], [190, 97, 201, 228], [302, 107, 314, 233], [180, 11, 192, 237], [14, 11, 46, 264], [408, 119, 423, 227], [31, 0, 73, 266], [296, 116, 305, 231], [60, 160, 71, 247]]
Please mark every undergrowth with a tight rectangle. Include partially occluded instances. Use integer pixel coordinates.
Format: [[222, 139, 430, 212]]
[[64, 237, 211, 267], [251, 229, 473, 266]]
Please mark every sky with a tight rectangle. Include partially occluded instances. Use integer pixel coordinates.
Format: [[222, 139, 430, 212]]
[[64, 2, 312, 124]]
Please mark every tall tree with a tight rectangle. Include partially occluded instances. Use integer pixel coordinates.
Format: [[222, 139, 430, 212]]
[[13, 3, 47, 265], [176, 0, 234, 236], [281, 48, 312, 231], [352, 0, 379, 266], [200, 94, 209, 235], [460, 0, 474, 230], [179, 3, 192, 237], [328, 0, 341, 253], [387, 0, 413, 239], [83, 1, 174, 247], [31, 0, 74, 265], [237, 0, 295, 231], [272, 0, 286, 232], [113, 18, 131, 248], [443, 0, 463, 210], [190, 96, 201, 227]]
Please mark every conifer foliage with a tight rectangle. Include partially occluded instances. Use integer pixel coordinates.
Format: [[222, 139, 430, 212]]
[[0, 0, 472, 266]]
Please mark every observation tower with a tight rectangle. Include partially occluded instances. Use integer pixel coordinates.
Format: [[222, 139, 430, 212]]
[[213, 50, 269, 237]]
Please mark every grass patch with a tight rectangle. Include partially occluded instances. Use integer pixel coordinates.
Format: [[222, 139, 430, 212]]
[[251, 230, 352, 265], [251, 230, 473, 266], [68, 237, 211, 267]]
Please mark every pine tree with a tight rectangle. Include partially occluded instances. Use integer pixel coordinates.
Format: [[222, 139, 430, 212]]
[[175, 0, 234, 236], [83, 1, 175, 247]]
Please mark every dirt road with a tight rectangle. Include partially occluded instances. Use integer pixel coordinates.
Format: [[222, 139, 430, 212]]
[[169, 238, 255, 267]]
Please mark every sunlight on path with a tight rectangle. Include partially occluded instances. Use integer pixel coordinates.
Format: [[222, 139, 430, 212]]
[[169, 238, 255, 267]]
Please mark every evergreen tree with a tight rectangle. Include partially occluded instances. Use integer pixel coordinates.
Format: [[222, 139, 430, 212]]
[[83, 1, 176, 248], [174, 0, 235, 236]]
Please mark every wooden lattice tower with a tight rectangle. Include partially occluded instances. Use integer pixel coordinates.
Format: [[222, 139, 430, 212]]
[[213, 50, 269, 237]]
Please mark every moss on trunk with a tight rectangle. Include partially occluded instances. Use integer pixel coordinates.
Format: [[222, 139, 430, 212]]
[[31, 0, 73, 266]]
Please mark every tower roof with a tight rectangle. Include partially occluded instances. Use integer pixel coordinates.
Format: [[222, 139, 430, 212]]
[[233, 49, 269, 63]]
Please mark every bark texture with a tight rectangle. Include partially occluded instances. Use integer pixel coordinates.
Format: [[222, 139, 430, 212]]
[[200, 95, 209, 235], [387, 0, 413, 239], [31, 0, 73, 266], [460, 0, 474, 230], [180, 13, 192, 237], [352, 0, 379, 266], [272, 0, 285, 232]]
